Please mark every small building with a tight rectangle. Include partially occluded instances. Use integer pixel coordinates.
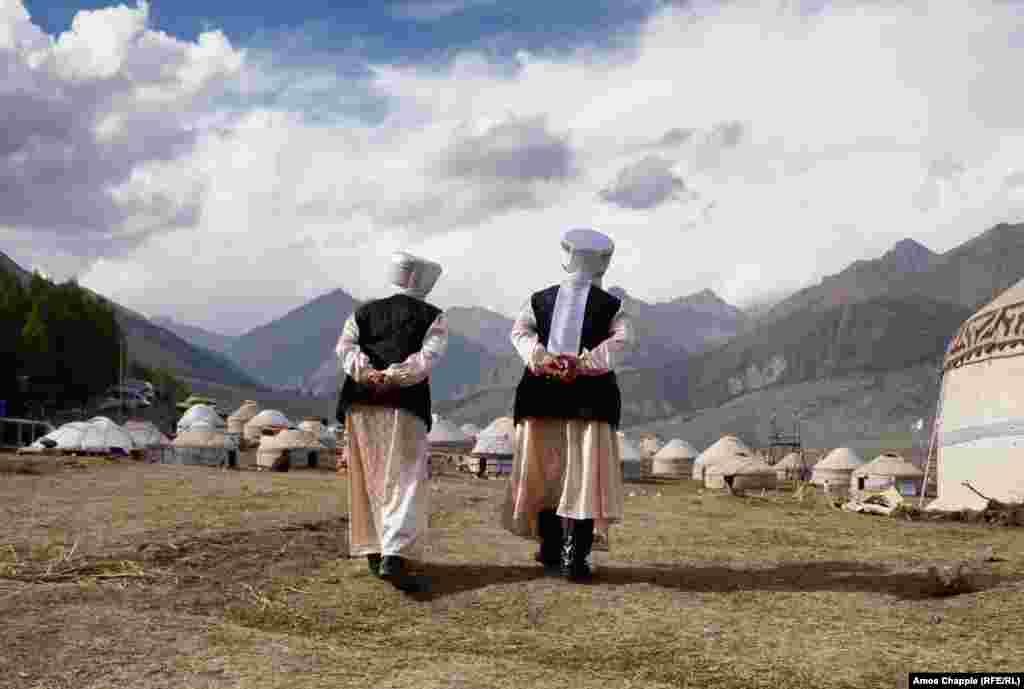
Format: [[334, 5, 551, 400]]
[[177, 404, 225, 434], [851, 452, 925, 496], [243, 410, 292, 444], [651, 438, 698, 479], [692, 435, 753, 482], [773, 451, 807, 481], [428, 415, 475, 475], [257, 429, 323, 471], [227, 401, 260, 436], [812, 447, 866, 497], [170, 429, 237, 467], [469, 416, 515, 476], [705, 454, 777, 493]]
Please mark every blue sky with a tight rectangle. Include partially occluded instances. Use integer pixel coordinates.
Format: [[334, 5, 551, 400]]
[[24, 0, 660, 64]]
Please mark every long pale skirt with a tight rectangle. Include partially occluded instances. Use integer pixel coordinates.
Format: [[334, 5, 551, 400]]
[[345, 405, 431, 558], [502, 418, 624, 551]]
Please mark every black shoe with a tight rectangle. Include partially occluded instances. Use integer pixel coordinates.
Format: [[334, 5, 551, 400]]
[[561, 519, 595, 582], [379, 556, 426, 593], [367, 553, 382, 577], [535, 509, 563, 572]]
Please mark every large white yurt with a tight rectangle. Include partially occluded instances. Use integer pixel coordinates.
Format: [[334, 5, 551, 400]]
[[257, 429, 323, 471], [619, 432, 644, 481], [651, 438, 698, 479], [852, 452, 925, 496], [692, 435, 753, 482], [429, 415, 475, 452], [170, 429, 237, 467], [81, 418, 135, 454], [227, 401, 260, 435], [774, 452, 807, 481], [177, 404, 224, 433], [929, 277, 1024, 510], [812, 448, 866, 496], [243, 410, 292, 444], [31, 422, 92, 452], [470, 416, 515, 476], [705, 454, 777, 493]]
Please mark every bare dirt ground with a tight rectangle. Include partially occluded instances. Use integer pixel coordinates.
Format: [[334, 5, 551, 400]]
[[2, 454, 1023, 689]]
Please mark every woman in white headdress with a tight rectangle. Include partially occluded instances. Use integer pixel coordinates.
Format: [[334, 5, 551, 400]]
[[504, 228, 636, 580], [335, 251, 448, 592]]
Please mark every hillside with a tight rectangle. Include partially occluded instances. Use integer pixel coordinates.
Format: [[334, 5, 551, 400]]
[[444, 306, 516, 355], [151, 316, 237, 354], [0, 250, 266, 390]]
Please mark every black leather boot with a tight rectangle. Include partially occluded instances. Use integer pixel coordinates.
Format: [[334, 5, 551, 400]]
[[379, 555, 425, 593], [534, 510, 563, 572], [367, 553, 382, 577], [561, 518, 595, 582]]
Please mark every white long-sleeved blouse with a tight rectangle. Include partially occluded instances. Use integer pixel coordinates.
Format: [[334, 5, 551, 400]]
[[509, 285, 635, 375], [335, 309, 449, 387]]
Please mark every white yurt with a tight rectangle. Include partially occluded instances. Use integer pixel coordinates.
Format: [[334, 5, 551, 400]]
[[243, 410, 291, 444], [170, 429, 238, 467], [470, 416, 515, 476], [852, 452, 925, 496], [30, 421, 92, 452], [812, 447, 866, 496], [429, 415, 475, 451], [774, 452, 806, 481], [705, 454, 777, 493], [81, 418, 135, 454], [257, 429, 324, 471], [651, 438, 698, 479], [227, 400, 260, 435], [692, 435, 753, 482], [177, 404, 224, 433], [619, 432, 644, 481], [123, 420, 172, 462], [928, 277, 1024, 510]]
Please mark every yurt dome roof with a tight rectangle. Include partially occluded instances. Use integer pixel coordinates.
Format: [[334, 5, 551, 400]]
[[853, 453, 924, 478], [816, 447, 866, 470], [428, 416, 473, 446], [244, 409, 291, 428], [696, 435, 753, 467], [654, 438, 698, 460], [228, 401, 260, 422], [178, 404, 223, 430], [472, 416, 515, 457], [260, 429, 323, 451]]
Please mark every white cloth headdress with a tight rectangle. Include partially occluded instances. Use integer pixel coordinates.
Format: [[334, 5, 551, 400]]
[[388, 251, 443, 299], [560, 228, 614, 287]]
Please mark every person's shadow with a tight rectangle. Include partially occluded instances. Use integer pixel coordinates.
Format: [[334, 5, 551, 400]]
[[407, 558, 1003, 602]]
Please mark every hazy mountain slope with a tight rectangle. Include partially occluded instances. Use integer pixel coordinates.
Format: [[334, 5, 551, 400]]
[[151, 316, 237, 354], [444, 306, 516, 355]]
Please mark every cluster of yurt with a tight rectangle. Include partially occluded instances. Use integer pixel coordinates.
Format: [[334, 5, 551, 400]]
[[852, 453, 924, 497], [244, 409, 291, 445], [811, 448, 866, 497], [773, 452, 806, 481], [618, 432, 644, 481], [651, 438, 698, 479], [923, 276, 1024, 511], [469, 416, 514, 476], [256, 428, 323, 471]]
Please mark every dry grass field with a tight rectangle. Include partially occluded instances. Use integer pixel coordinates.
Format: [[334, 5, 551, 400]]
[[1, 453, 1023, 689]]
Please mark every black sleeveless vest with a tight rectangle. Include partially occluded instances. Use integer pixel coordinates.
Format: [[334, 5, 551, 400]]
[[512, 284, 622, 428], [336, 294, 442, 431]]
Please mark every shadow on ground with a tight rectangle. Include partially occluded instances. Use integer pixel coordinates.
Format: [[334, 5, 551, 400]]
[[410, 559, 1004, 601]]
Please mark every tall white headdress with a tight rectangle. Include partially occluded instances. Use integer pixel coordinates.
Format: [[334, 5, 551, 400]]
[[388, 251, 443, 299]]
